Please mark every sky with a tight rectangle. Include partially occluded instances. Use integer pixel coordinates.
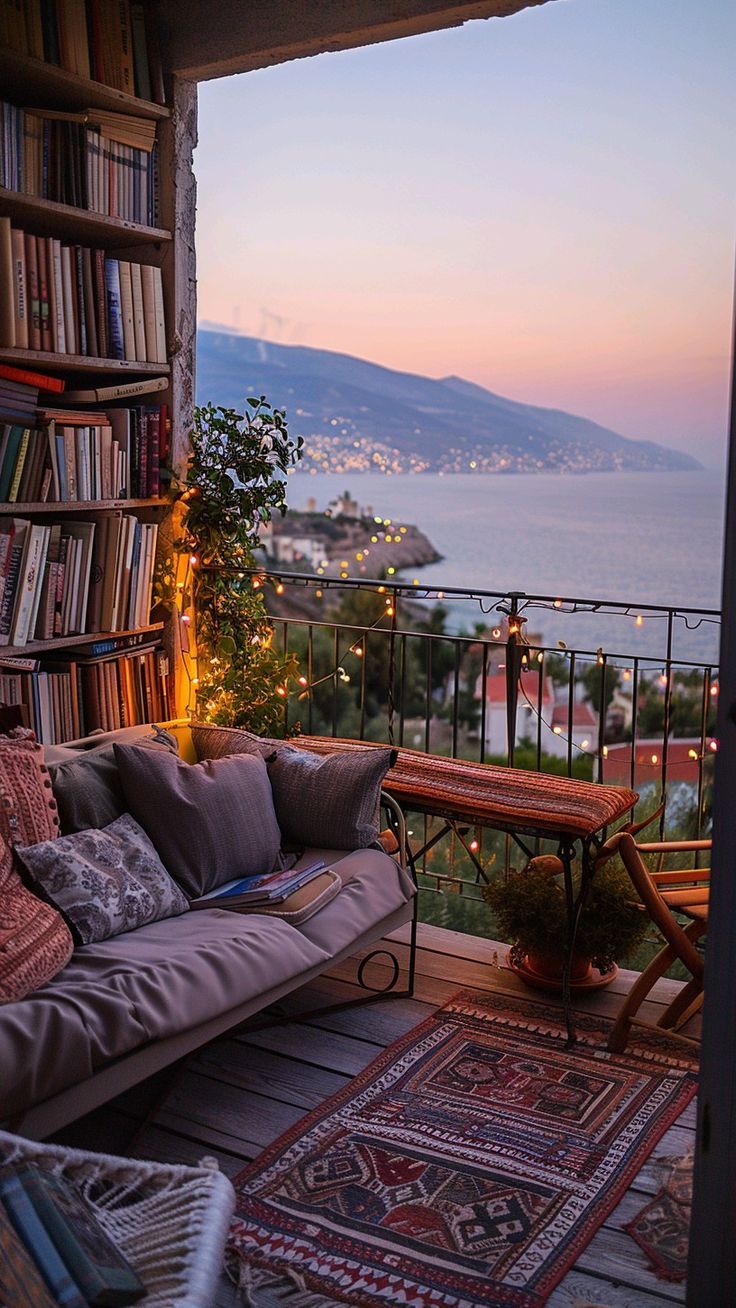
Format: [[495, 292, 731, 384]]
[[194, 0, 735, 468]]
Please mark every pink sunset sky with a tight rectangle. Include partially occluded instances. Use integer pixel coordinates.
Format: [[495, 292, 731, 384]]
[[194, 0, 735, 468]]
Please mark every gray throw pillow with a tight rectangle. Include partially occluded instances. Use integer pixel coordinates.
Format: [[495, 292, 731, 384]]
[[267, 745, 396, 851], [15, 813, 189, 945], [191, 723, 279, 762], [48, 727, 179, 835], [113, 744, 283, 898]]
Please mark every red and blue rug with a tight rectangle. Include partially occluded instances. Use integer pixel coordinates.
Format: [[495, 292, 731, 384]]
[[228, 991, 697, 1307]]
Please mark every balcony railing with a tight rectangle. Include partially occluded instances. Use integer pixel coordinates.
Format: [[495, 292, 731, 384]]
[[208, 567, 720, 926]]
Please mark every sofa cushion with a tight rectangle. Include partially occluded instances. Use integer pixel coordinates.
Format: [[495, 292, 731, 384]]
[[268, 745, 396, 851], [16, 814, 189, 945], [0, 911, 332, 1120], [114, 745, 283, 898], [0, 730, 73, 1003], [47, 728, 180, 836], [191, 723, 279, 762]]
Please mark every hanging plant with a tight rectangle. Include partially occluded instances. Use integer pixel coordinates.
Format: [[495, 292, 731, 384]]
[[166, 397, 304, 732]]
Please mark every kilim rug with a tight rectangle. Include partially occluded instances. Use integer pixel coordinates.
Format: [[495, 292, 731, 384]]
[[625, 1153, 693, 1282], [227, 991, 698, 1308]]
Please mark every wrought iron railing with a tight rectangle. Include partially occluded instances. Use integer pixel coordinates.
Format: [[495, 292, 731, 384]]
[[203, 567, 720, 921]]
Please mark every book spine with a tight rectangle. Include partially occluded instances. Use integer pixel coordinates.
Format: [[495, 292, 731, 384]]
[[10, 228, 28, 350], [25, 232, 41, 351], [0, 218, 15, 347], [37, 235, 51, 351], [105, 258, 124, 360], [0, 1171, 86, 1308]]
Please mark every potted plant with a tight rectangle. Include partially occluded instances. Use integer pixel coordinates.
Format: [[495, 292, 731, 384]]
[[483, 853, 649, 991]]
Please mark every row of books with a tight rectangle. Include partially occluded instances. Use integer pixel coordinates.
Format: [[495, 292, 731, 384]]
[[0, 641, 171, 742], [0, 99, 160, 226], [0, 403, 167, 502], [0, 0, 165, 105], [0, 1161, 146, 1306], [0, 514, 158, 646], [0, 219, 167, 361]]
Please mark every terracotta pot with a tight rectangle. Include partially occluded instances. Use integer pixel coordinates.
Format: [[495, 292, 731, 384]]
[[507, 950, 618, 993], [525, 952, 593, 984]]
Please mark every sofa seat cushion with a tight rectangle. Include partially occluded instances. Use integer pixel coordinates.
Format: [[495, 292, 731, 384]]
[[289, 847, 415, 957], [0, 911, 331, 1121]]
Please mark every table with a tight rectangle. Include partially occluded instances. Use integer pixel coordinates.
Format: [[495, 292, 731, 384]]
[[294, 736, 639, 1041]]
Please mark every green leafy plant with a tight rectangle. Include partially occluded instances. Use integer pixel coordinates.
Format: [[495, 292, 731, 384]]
[[164, 398, 303, 731], [483, 856, 648, 974]]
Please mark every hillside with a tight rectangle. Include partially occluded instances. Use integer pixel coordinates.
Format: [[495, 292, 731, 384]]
[[196, 329, 700, 476]]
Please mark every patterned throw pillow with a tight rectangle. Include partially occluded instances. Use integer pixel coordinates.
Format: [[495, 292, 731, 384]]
[[15, 813, 189, 946], [267, 745, 397, 851], [0, 730, 74, 1003]]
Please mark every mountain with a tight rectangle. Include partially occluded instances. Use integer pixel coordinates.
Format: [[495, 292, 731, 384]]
[[195, 330, 701, 475]]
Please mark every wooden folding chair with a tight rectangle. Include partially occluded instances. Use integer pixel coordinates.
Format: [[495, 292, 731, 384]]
[[600, 831, 709, 1053]]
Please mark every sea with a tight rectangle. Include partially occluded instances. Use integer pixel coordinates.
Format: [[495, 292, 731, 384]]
[[284, 469, 726, 669]]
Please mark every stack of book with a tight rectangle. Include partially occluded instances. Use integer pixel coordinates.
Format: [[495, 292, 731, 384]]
[[0, 100, 160, 227], [191, 860, 328, 911], [0, 1160, 145, 1306], [0, 636, 171, 742], [0, 0, 164, 104], [0, 218, 167, 362], [0, 514, 158, 645]]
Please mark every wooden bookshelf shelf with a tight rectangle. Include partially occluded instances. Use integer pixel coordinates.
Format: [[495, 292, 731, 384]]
[[0, 499, 169, 515], [0, 623, 165, 660], [0, 49, 170, 121], [0, 190, 172, 249], [0, 349, 170, 376]]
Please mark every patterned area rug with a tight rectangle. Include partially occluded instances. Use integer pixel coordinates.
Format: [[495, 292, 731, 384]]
[[625, 1153, 693, 1282], [228, 992, 698, 1308]]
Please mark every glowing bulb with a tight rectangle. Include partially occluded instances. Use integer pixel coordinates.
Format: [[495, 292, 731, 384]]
[[386, 605, 395, 617], [276, 686, 286, 697], [580, 739, 589, 750], [651, 753, 658, 765], [635, 615, 644, 627], [192, 677, 199, 687], [371, 535, 378, 543], [378, 585, 386, 594], [275, 582, 284, 595], [492, 627, 501, 639], [659, 674, 668, 686], [553, 599, 562, 609], [710, 684, 718, 696], [189, 555, 198, 566], [709, 739, 719, 752], [355, 552, 363, 561], [537, 651, 544, 663], [602, 746, 609, 758], [553, 726, 562, 735], [469, 839, 479, 852], [317, 566, 324, 575], [181, 613, 190, 624], [400, 526, 407, 534], [437, 591, 444, 599], [315, 589, 323, 598], [413, 578, 419, 586], [597, 654, 605, 666], [623, 669, 631, 681], [688, 749, 698, 760], [298, 676, 308, 686], [340, 570, 348, 579], [387, 566, 396, 575]]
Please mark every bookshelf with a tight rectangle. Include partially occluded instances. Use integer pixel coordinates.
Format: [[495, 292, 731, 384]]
[[0, 189, 172, 248], [1, 622, 164, 660], [0, 6, 185, 743], [0, 350, 170, 375]]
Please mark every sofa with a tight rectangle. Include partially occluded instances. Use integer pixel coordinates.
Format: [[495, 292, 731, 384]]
[[0, 723, 416, 1139]]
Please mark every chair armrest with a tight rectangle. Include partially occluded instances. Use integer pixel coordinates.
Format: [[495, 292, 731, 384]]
[[637, 840, 712, 854], [380, 790, 409, 867]]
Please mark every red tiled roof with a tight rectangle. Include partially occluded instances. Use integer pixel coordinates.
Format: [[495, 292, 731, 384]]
[[551, 701, 597, 728]]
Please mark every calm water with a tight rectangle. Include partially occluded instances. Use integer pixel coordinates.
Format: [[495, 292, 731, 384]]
[[285, 470, 725, 666]]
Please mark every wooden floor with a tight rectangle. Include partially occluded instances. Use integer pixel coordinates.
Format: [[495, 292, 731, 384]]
[[55, 923, 699, 1307]]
